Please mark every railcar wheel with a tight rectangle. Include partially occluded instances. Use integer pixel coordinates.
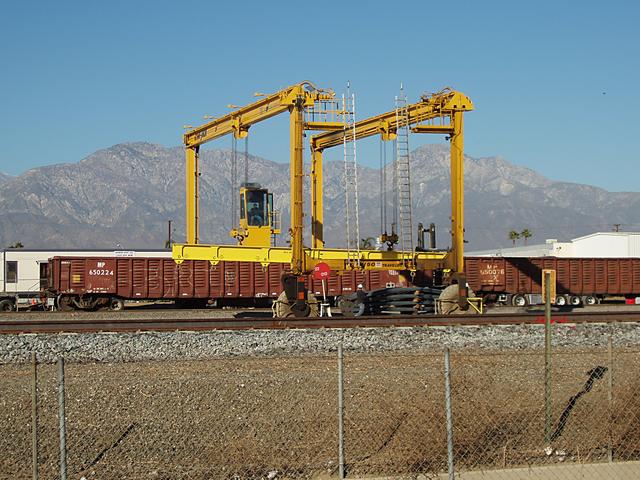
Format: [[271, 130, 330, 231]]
[[511, 294, 528, 307], [291, 301, 311, 317], [57, 295, 74, 311], [338, 296, 364, 316], [583, 295, 597, 306], [0, 299, 14, 312], [555, 295, 567, 306], [109, 298, 125, 311], [569, 295, 582, 306]]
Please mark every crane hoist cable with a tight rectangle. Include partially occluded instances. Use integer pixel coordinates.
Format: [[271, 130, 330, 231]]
[[379, 136, 384, 236], [379, 136, 389, 237], [231, 136, 238, 231], [243, 137, 249, 186], [230, 136, 250, 231]]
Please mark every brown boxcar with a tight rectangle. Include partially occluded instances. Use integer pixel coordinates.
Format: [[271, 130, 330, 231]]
[[47, 256, 411, 310], [465, 256, 640, 306]]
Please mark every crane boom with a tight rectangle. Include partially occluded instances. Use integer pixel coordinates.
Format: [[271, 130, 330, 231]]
[[310, 88, 472, 151], [184, 82, 333, 147]]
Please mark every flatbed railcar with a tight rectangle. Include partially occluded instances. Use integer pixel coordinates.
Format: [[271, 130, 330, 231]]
[[46, 256, 411, 311], [465, 256, 640, 307]]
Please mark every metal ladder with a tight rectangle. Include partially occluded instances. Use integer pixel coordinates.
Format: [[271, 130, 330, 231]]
[[395, 89, 413, 261], [343, 89, 360, 266]]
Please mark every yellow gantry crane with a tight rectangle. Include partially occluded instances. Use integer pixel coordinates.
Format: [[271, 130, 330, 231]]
[[173, 82, 473, 314]]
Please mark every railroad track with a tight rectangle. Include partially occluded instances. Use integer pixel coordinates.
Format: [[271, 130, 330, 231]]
[[1, 310, 640, 334]]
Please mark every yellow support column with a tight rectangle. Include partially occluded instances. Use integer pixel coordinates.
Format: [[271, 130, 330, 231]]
[[290, 97, 305, 274], [185, 146, 199, 244], [450, 111, 464, 273], [311, 149, 324, 249]]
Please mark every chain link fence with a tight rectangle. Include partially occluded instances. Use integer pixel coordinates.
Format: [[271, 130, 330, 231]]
[[2, 335, 640, 479]]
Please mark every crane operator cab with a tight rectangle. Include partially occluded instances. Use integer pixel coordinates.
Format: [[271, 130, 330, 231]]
[[230, 183, 280, 247]]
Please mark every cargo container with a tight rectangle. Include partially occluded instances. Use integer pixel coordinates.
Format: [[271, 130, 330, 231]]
[[465, 257, 640, 306], [46, 256, 411, 310]]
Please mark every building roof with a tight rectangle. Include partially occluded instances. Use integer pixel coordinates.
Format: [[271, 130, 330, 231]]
[[467, 243, 553, 257], [570, 231, 640, 241], [468, 231, 640, 258]]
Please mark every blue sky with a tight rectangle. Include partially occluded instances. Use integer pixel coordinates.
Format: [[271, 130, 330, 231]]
[[1, 0, 638, 191]]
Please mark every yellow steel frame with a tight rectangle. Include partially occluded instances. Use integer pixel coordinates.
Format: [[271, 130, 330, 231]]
[[309, 88, 473, 273], [173, 243, 447, 272], [174, 84, 473, 277]]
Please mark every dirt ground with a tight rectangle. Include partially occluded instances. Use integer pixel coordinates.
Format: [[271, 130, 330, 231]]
[[2, 348, 640, 479]]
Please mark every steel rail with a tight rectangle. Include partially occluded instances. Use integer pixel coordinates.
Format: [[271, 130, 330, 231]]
[[1, 311, 639, 335]]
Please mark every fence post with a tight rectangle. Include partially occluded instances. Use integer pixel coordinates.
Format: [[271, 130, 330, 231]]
[[608, 334, 613, 463], [31, 352, 38, 480], [544, 272, 552, 445], [338, 343, 345, 479], [58, 357, 67, 480], [444, 347, 455, 480]]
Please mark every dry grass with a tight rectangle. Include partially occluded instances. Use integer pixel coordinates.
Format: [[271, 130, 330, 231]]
[[2, 348, 640, 479]]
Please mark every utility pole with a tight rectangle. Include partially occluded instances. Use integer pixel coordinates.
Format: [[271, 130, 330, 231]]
[[544, 271, 552, 445], [167, 220, 173, 248]]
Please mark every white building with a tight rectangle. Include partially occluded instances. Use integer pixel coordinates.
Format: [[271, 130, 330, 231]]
[[468, 232, 640, 258]]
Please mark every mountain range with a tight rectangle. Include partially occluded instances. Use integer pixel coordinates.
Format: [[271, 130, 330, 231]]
[[0, 142, 638, 251], [0, 173, 13, 185]]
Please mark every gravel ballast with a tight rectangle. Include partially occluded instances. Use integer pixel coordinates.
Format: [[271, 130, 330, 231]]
[[2, 323, 640, 364]]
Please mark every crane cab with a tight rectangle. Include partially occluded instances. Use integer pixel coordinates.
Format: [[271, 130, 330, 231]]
[[230, 183, 280, 247]]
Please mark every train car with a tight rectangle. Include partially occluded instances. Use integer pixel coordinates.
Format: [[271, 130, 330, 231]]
[[46, 256, 412, 311], [465, 256, 640, 307], [0, 248, 170, 311]]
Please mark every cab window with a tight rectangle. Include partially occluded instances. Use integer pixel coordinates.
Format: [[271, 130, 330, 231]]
[[40, 262, 49, 289], [246, 190, 267, 226], [6, 261, 17, 283]]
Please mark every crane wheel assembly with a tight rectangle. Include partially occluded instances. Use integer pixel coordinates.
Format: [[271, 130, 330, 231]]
[[273, 291, 320, 318]]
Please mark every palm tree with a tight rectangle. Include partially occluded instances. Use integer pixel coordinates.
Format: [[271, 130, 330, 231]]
[[520, 229, 532, 246], [508, 231, 520, 247]]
